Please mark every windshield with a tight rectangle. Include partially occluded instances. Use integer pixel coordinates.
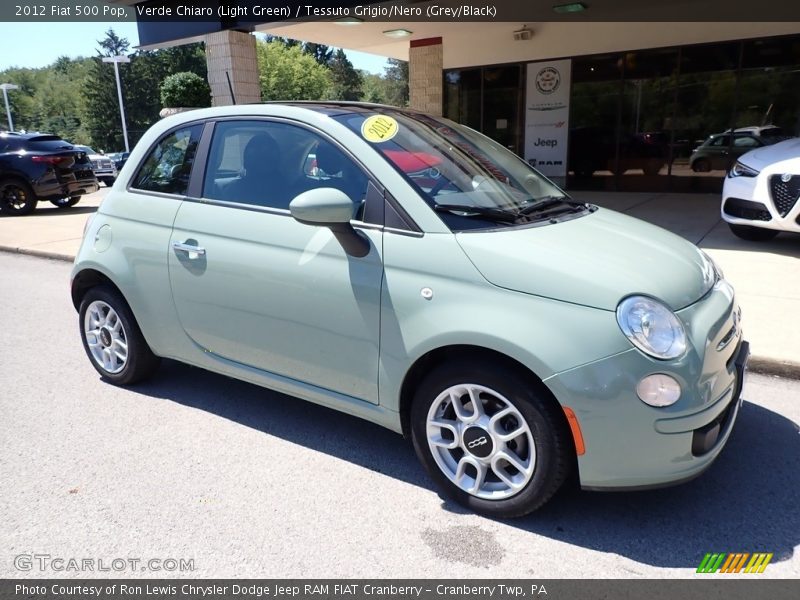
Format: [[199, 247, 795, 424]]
[[333, 110, 580, 231]]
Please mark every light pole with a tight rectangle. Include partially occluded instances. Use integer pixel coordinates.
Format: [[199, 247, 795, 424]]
[[102, 56, 131, 152], [0, 83, 19, 132]]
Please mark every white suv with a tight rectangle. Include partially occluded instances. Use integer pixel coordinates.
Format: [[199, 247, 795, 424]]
[[722, 137, 800, 241]]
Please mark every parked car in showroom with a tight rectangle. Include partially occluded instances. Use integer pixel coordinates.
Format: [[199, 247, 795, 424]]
[[689, 125, 789, 172], [74, 145, 118, 186], [71, 103, 748, 517], [722, 137, 800, 241], [568, 126, 668, 177], [0, 131, 99, 215]]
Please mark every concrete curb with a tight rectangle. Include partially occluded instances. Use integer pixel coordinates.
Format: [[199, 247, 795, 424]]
[[2, 245, 798, 380], [747, 356, 800, 380], [0, 245, 74, 263]]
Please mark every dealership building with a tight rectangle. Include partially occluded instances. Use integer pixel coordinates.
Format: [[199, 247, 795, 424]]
[[120, 0, 800, 192]]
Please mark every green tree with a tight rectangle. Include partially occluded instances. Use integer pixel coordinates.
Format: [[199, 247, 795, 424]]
[[327, 49, 362, 101], [383, 58, 409, 107], [256, 39, 331, 101], [84, 29, 131, 150], [360, 72, 386, 104], [302, 43, 333, 66], [160, 72, 211, 107]]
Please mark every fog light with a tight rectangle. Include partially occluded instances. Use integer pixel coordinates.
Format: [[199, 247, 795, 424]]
[[636, 374, 681, 407]]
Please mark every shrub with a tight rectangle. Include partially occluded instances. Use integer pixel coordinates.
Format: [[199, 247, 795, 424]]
[[160, 72, 211, 108]]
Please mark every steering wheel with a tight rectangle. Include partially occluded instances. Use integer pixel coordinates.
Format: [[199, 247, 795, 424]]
[[429, 176, 452, 197]]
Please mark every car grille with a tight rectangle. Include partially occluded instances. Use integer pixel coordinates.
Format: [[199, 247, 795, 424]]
[[768, 174, 800, 217], [723, 197, 771, 221]]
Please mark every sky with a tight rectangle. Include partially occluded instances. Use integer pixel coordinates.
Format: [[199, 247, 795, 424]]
[[0, 22, 389, 74]]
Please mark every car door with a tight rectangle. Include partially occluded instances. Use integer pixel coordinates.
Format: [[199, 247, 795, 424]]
[[168, 118, 384, 403], [707, 135, 731, 170]]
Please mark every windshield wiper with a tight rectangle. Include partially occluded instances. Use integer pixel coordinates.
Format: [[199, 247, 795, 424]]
[[518, 195, 575, 216], [434, 203, 519, 223]]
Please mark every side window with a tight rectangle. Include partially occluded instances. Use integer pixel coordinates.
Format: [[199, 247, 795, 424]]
[[131, 124, 203, 195], [710, 135, 730, 147], [203, 120, 369, 218], [734, 136, 759, 148]]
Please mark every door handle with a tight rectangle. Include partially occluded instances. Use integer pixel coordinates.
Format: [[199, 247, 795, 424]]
[[172, 241, 206, 257]]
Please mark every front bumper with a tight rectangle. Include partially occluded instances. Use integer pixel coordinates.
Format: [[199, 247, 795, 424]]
[[722, 171, 800, 233], [545, 283, 748, 490]]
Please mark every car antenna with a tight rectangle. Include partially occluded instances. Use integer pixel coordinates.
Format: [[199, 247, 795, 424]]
[[226, 71, 236, 105]]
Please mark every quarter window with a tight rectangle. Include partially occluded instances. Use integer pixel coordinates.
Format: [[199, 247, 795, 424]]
[[131, 124, 203, 195]]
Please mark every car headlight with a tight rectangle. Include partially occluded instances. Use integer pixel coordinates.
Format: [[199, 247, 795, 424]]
[[728, 161, 759, 178], [616, 296, 687, 360]]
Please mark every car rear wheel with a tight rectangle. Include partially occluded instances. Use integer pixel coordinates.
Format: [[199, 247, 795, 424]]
[[410, 360, 572, 518], [79, 285, 160, 385], [728, 223, 780, 242], [0, 179, 38, 215], [692, 158, 711, 173], [51, 196, 81, 208]]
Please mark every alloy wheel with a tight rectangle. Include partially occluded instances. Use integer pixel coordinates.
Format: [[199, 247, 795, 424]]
[[425, 383, 536, 500], [83, 300, 129, 374]]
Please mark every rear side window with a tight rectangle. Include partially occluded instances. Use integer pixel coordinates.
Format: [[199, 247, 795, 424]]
[[131, 124, 203, 195], [24, 137, 74, 151]]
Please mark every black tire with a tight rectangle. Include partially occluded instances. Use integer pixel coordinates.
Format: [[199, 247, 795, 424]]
[[642, 160, 662, 176], [101, 178, 115, 187], [0, 178, 38, 215], [50, 196, 81, 208], [692, 158, 711, 173], [728, 223, 780, 242], [78, 285, 160, 385], [410, 359, 573, 518]]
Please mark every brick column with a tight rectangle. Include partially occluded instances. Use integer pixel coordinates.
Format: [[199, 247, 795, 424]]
[[409, 37, 443, 116], [204, 30, 261, 106]]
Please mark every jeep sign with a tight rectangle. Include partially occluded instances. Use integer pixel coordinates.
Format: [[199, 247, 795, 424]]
[[525, 59, 571, 181]]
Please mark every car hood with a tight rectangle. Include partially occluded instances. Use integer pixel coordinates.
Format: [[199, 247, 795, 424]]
[[456, 208, 715, 311], [738, 137, 800, 169]]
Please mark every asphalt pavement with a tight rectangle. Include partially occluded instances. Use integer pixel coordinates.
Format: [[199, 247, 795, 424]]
[[1, 253, 798, 578]]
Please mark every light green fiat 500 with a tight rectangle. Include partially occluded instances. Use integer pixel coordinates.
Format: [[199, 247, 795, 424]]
[[72, 103, 749, 517]]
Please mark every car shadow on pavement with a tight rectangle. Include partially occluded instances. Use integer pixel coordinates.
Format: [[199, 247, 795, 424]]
[[702, 230, 800, 259], [0, 206, 99, 218], [135, 361, 798, 570], [511, 396, 800, 569]]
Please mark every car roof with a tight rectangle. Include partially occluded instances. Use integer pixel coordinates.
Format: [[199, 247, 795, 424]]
[[262, 100, 421, 116], [0, 131, 64, 140], [162, 102, 422, 123]]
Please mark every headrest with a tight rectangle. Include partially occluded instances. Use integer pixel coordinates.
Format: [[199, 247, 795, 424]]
[[243, 133, 279, 173]]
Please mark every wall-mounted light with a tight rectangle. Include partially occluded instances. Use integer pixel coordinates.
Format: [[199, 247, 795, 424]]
[[553, 2, 588, 13], [334, 16, 363, 25], [383, 29, 413, 38], [513, 26, 533, 41]]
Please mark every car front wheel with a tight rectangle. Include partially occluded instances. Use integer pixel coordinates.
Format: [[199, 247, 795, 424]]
[[410, 360, 573, 518], [79, 285, 160, 385]]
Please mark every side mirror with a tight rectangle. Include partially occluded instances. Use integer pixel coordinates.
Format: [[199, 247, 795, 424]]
[[289, 187, 355, 225], [289, 187, 370, 258]]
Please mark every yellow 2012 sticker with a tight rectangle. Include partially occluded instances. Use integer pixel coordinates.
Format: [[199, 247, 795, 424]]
[[361, 115, 399, 143]]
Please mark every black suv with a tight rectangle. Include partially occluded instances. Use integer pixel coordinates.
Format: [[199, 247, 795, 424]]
[[0, 132, 99, 215]]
